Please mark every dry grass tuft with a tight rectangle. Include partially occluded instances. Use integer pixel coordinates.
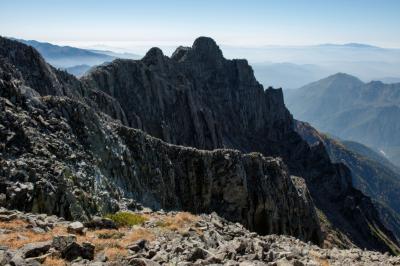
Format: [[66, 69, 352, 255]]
[[1, 231, 52, 249], [155, 212, 199, 232], [0, 224, 67, 249], [310, 251, 330, 266], [52, 225, 68, 235], [0, 219, 28, 230], [104, 247, 128, 261], [316, 258, 330, 266], [43, 257, 66, 266], [121, 228, 155, 246], [74, 227, 154, 255], [97, 229, 125, 239]]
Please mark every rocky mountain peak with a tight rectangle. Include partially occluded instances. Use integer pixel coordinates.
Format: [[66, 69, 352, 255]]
[[172, 36, 224, 65], [171, 46, 191, 62], [192, 36, 222, 55], [325, 72, 364, 87], [0, 36, 82, 98], [142, 47, 166, 66]]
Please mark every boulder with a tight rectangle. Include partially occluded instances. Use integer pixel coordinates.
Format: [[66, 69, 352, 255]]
[[67, 221, 86, 235], [84, 216, 117, 230], [128, 239, 149, 252], [19, 241, 51, 258], [186, 247, 218, 262], [61, 241, 95, 261], [52, 234, 77, 251], [0, 250, 12, 265], [10, 253, 27, 266]]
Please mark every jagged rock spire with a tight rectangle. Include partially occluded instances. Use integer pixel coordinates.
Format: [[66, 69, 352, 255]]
[[171, 37, 223, 64]]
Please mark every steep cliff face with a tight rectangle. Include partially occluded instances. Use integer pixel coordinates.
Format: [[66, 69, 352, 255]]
[[0, 37, 321, 244], [82, 38, 292, 152], [82, 37, 399, 253]]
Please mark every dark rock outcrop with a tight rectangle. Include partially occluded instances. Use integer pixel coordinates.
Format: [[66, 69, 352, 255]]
[[0, 91, 321, 243]]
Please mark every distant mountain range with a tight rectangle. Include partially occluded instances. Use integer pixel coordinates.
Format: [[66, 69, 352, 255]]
[[252, 62, 332, 89], [224, 43, 400, 89], [11, 38, 400, 87], [285, 73, 400, 166], [14, 39, 141, 76]]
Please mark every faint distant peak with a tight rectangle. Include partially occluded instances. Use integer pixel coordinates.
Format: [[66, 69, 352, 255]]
[[299, 72, 365, 90], [328, 72, 359, 79], [324, 72, 363, 83], [318, 43, 381, 49]]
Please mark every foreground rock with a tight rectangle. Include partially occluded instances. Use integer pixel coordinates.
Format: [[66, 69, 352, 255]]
[[0, 209, 399, 266]]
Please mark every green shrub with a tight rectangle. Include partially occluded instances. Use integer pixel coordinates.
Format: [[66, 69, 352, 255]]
[[104, 212, 147, 227]]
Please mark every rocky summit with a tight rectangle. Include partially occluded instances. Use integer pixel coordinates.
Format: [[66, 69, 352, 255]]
[[0, 36, 399, 265]]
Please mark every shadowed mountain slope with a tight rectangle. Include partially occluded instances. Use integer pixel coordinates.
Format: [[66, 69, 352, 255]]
[[295, 121, 400, 248]]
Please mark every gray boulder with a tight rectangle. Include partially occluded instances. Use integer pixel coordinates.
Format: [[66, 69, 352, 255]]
[[52, 235, 77, 251], [61, 242, 95, 261], [19, 241, 51, 258], [67, 222, 86, 235]]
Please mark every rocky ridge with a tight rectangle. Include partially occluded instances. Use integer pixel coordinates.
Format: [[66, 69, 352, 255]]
[[0, 36, 320, 242], [82, 37, 399, 252]]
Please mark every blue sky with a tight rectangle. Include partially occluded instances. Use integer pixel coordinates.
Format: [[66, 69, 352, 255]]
[[1, 0, 400, 48]]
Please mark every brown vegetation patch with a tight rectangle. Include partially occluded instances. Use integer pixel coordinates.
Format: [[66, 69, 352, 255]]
[[310, 250, 330, 266], [0, 231, 52, 249], [43, 256, 67, 266], [104, 247, 129, 261], [0, 219, 28, 230], [0, 224, 67, 249], [154, 212, 198, 232], [121, 228, 155, 245]]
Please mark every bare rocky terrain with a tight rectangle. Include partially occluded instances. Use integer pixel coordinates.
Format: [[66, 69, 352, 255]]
[[1, 208, 399, 266]]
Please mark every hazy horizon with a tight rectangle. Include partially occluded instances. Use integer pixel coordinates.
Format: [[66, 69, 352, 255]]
[[2, 0, 400, 88], [1, 0, 400, 49]]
